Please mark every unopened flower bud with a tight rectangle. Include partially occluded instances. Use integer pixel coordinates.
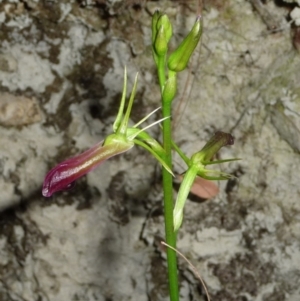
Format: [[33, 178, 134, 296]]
[[154, 25, 168, 57], [156, 14, 172, 44], [153, 14, 172, 57], [168, 16, 202, 72], [192, 131, 234, 164], [162, 73, 177, 104], [152, 10, 161, 44]]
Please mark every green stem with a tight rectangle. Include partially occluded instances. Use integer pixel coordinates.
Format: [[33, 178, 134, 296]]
[[171, 140, 190, 166], [161, 101, 179, 301], [158, 57, 166, 91], [156, 52, 179, 301]]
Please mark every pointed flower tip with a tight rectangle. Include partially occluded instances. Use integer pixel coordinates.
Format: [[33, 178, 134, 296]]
[[42, 162, 77, 197], [167, 14, 202, 72], [192, 131, 235, 164], [214, 131, 234, 146], [173, 209, 183, 232], [42, 150, 98, 198], [42, 140, 133, 197], [42, 142, 104, 197], [196, 15, 202, 21]]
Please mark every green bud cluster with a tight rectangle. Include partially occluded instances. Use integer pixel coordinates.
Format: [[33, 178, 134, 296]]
[[152, 11, 202, 105], [152, 11, 172, 59]]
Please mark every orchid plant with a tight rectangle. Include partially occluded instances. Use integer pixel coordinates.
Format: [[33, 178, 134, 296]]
[[42, 70, 172, 197], [42, 11, 238, 301]]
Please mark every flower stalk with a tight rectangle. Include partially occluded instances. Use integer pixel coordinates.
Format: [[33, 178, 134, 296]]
[[151, 12, 203, 301], [173, 131, 239, 232], [42, 68, 172, 197], [42, 11, 239, 301]]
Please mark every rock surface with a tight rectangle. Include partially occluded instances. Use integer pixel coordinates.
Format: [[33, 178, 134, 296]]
[[0, 1, 300, 301]]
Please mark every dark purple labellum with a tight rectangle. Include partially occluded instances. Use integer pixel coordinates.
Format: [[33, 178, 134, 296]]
[[214, 131, 234, 146]]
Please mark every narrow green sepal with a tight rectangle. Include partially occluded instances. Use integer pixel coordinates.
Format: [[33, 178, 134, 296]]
[[133, 139, 174, 176], [135, 131, 166, 157], [113, 67, 127, 132], [118, 73, 139, 135], [197, 169, 234, 181], [127, 127, 166, 158], [167, 16, 202, 72], [173, 165, 198, 232], [203, 158, 241, 165], [171, 139, 190, 166]]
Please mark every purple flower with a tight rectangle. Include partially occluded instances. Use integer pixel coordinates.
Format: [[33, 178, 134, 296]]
[[42, 140, 133, 197], [42, 69, 171, 198]]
